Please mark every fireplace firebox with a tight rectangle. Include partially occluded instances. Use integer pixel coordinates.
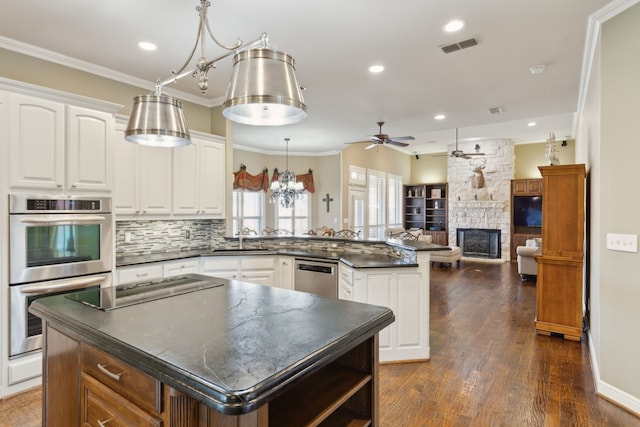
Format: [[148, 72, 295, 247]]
[[457, 228, 501, 259]]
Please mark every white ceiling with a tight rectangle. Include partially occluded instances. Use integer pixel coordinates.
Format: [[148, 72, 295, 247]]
[[0, 0, 612, 155]]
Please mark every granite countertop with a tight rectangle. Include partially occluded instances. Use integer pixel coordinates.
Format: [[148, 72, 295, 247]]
[[116, 242, 449, 269], [30, 275, 394, 414]]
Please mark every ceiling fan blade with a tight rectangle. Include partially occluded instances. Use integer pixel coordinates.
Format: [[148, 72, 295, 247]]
[[389, 136, 414, 142], [365, 143, 379, 150], [387, 140, 410, 147], [369, 135, 384, 142]]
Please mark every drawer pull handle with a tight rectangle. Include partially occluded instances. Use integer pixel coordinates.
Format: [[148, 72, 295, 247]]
[[98, 418, 112, 427], [97, 363, 123, 381]]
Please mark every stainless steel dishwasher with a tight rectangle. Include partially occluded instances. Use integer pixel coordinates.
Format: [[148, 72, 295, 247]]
[[294, 258, 338, 298]]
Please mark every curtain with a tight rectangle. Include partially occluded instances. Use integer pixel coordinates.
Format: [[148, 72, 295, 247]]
[[271, 168, 315, 193], [233, 165, 269, 192]]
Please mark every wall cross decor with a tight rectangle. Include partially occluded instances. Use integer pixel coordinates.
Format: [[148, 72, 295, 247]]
[[322, 193, 334, 212]]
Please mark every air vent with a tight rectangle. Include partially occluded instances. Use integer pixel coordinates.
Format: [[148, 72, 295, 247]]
[[440, 38, 479, 54], [487, 107, 503, 115]]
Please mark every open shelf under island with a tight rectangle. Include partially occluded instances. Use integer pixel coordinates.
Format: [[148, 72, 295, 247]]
[[30, 275, 394, 426]]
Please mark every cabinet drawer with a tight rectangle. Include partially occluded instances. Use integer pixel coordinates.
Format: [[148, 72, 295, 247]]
[[81, 372, 162, 427], [118, 264, 163, 285], [80, 343, 162, 414], [162, 259, 199, 277]]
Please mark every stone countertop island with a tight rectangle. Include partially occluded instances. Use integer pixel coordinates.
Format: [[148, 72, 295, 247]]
[[30, 274, 394, 426]]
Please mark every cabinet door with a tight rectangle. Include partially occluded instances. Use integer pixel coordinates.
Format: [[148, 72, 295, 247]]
[[276, 256, 294, 290], [66, 105, 114, 192], [172, 142, 200, 214], [199, 136, 225, 216], [139, 146, 172, 215], [201, 256, 240, 280], [361, 272, 394, 353], [114, 120, 140, 214], [9, 93, 65, 190]]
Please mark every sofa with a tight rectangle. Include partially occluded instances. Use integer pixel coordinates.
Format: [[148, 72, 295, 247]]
[[516, 238, 541, 280]]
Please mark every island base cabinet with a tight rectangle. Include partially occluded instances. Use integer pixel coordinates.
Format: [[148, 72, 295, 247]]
[[42, 323, 381, 426]]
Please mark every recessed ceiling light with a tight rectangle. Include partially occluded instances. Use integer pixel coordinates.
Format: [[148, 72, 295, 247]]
[[434, 114, 446, 120], [137, 41, 157, 51], [443, 19, 465, 33], [528, 122, 537, 127], [368, 65, 384, 73]]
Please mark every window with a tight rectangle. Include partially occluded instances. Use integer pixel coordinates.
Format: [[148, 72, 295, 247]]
[[275, 192, 311, 234], [387, 173, 403, 231], [367, 170, 386, 240], [232, 190, 264, 235]]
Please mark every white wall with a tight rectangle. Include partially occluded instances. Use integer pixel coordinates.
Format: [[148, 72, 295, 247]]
[[577, 0, 640, 413]]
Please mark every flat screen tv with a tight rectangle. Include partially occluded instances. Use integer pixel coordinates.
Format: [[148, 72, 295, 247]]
[[513, 195, 542, 227]]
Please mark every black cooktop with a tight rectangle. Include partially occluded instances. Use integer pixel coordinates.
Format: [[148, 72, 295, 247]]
[[66, 274, 224, 311]]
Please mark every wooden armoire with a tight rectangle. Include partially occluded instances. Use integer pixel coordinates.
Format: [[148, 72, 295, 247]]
[[534, 164, 586, 341]]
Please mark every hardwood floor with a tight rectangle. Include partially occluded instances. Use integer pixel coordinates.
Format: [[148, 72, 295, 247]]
[[379, 260, 640, 426], [1, 261, 638, 426]]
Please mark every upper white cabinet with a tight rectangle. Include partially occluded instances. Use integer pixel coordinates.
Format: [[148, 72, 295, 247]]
[[114, 118, 172, 216], [8, 92, 115, 193], [173, 133, 225, 217], [115, 121, 226, 219]]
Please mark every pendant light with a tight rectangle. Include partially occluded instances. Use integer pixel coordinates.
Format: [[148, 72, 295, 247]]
[[125, 0, 307, 148]]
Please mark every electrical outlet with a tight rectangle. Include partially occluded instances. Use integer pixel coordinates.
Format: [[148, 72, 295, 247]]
[[606, 233, 638, 253], [124, 232, 132, 244], [185, 229, 191, 239]]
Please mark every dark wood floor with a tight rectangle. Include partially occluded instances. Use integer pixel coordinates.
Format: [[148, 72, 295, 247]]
[[1, 261, 638, 426]]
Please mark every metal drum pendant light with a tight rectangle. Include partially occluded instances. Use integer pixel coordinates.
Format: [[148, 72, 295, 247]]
[[125, 0, 307, 148], [223, 49, 307, 126], [126, 94, 190, 147]]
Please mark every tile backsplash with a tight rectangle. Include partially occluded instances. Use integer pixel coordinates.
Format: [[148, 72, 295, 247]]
[[116, 219, 226, 255]]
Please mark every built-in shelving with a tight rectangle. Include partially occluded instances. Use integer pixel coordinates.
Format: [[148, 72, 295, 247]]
[[403, 183, 448, 245]]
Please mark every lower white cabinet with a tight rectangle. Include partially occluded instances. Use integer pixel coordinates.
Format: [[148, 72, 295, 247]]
[[201, 256, 276, 287], [276, 256, 294, 290], [117, 263, 163, 285], [162, 259, 200, 278], [339, 257, 430, 363]]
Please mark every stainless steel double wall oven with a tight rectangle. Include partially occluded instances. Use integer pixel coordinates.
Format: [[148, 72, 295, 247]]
[[9, 194, 113, 358]]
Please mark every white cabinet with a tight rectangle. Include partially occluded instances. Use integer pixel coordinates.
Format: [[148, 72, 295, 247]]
[[201, 256, 276, 286], [162, 259, 200, 277], [173, 133, 225, 217], [8, 92, 114, 193], [114, 118, 172, 216], [275, 256, 294, 290], [340, 255, 430, 363], [117, 264, 164, 285]]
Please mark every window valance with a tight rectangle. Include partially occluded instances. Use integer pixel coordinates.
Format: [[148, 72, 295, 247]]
[[233, 165, 269, 192]]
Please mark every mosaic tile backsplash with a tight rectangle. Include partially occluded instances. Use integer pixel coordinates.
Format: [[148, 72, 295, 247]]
[[115, 219, 415, 262]]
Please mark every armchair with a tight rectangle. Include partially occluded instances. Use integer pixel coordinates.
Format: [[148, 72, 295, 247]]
[[516, 238, 541, 281]]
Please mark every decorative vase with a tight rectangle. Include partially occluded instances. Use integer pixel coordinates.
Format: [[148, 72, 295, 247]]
[[544, 132, 560, 166]]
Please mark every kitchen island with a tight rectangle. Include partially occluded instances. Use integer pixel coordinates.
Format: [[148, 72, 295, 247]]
[[30, 274, 394, 426]]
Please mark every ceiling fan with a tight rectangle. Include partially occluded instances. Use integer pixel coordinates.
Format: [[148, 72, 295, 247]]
[[363, 121, 414, 150], [436, 128, 485, 159]]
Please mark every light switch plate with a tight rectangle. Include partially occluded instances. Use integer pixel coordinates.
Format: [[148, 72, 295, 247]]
[[606, 233, 638, 253]]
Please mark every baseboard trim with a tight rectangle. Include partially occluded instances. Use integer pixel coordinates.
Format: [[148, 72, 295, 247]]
[[589, 330, 640, 417]]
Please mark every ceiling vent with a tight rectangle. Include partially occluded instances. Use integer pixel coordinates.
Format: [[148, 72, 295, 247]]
[[440, 38, 479, 54], [487, 106, 503, 115]]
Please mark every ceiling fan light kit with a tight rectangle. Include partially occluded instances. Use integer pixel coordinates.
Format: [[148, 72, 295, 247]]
[[125, 0, 307, 148]]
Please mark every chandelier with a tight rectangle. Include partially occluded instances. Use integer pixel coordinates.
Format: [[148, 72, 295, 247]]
[[125, 0, 307, 148], [271, 138, 304, 208]]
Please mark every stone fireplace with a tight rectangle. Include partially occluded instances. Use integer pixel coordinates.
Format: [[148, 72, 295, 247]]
[[447, 138, 514, 261]]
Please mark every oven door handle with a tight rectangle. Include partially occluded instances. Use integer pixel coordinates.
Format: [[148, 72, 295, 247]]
[[20, 276, 108, 295], [20, 216, 107, 225]]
